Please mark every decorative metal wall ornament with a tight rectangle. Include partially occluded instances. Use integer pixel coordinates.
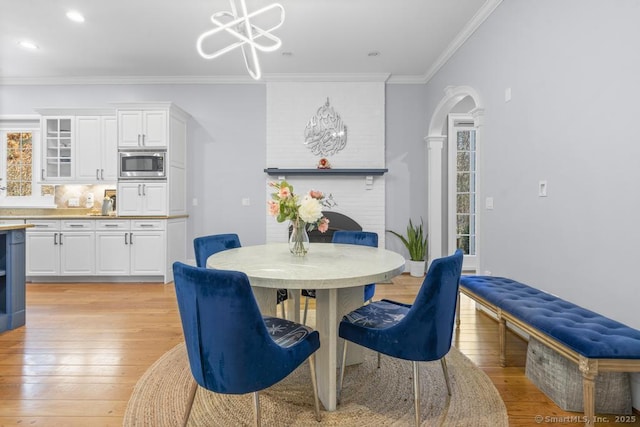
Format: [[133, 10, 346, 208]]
[[304, 98, 348, 156], [196, 0, 285, 80]]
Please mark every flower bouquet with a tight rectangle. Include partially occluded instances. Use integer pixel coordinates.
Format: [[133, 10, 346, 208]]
[[268, 180, 334, 256]]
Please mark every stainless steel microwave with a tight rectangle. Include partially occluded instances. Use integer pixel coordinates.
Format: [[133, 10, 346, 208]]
[[118, 150, 166, 180]]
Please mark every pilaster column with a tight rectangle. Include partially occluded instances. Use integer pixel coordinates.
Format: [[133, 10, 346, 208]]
[[425, 135, 445, 263]]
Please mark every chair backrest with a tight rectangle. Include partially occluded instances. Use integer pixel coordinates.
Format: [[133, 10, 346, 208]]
[[193, 233, 241, 268], [401, 249, 464, 360], [332, 230, 378, 248], [332, 231, 378, 301], [173, 262, 300, 394]]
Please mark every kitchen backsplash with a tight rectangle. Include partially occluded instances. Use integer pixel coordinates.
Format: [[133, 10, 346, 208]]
[[54, 184, 116, 209]]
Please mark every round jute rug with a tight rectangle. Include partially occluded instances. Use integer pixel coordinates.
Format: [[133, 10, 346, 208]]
[[124, 343, 507, 426]]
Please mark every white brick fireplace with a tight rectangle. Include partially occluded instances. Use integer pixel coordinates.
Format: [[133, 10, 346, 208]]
[[265, 80, 387, 246]]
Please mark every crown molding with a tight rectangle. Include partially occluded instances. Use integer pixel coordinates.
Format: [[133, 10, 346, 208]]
[[0, 75, 261, 85], [263, 73, 391, 83], [421, 0, 503, 84]]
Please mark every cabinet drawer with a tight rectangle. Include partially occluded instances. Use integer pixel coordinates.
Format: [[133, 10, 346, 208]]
[[131, 220, 164, 230], [61, 220, 95, 231], [96, 219, 130, 230], [26, 219, 60, 230]]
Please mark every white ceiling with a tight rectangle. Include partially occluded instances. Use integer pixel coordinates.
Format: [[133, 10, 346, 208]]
[[0, 0, 500, 84]]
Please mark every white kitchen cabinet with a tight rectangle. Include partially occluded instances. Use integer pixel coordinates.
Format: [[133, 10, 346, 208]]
[[130, 232, 165, 275], [59, 231, 95, 275], [25, 220, 95, 275], [117, 110, 167, 148], [117, 182, 167, 216], [95, 220, 131, 275], [41, 117, 74, 181], [75, 116, 117, 182], [95, 219, 164, 276], [26, 230, 59, 275]]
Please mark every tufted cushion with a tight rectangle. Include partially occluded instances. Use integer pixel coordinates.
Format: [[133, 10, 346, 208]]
[[341, 300, 410, 328], [460, 276, 640, 359], [263, 316, 315, 348]]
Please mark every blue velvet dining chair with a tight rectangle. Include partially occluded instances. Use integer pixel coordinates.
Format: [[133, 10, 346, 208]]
[[337, 249, 463, 426], [301, 230, 378, 325], [194, 233, 289, 317], [173, 262, 321, 426]]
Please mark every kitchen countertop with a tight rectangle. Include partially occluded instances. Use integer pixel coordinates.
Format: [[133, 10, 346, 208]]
[[0, 224, 34, 231], [0, 208, 188, 220]]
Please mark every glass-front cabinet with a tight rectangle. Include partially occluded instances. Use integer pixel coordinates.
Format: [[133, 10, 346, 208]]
[[42, 117, 73, 181]]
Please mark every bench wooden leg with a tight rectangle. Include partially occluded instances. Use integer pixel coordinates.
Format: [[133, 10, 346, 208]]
[[455, 292, 461, 329], [579, 357, 597, 426], [498, 310, 507, 367]]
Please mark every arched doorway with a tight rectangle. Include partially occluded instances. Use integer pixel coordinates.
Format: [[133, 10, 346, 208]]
[[425, 86, 484, 271]]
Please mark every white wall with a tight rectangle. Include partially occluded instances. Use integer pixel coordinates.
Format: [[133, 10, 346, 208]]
[[265, 82, 387, 245], [423, 0, 640, 330]]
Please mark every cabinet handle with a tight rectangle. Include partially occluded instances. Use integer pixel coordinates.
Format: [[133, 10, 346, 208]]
[[96, 169, 100, 180], [59, 233, 63, 245], [101, 169, 104, 180], [41, 169, 45, 181], [125, 233, 128, 245], [54, 233, 58, 245], [104, 224, 119, 228], [138, 184, 142, 196], [142, 184, 146, 196], [68, 224, 83, 228], [137, 134, 141, 145], [129, 232, 133, 245], [139, 224, 154, 228], [141, 134, 146, 146]]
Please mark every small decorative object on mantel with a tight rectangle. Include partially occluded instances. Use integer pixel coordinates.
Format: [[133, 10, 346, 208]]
[[268, 180, 336, 256], [317, 157, 331, 169], [304, 98, 347, 157]]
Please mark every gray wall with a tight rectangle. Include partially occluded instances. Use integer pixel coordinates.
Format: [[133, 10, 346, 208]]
[[422, 0, 640, 329], [0, 83, 428, 256]]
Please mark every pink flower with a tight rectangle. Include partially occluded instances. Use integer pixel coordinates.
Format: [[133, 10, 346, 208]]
[[317, 217, 329, 233], [267, 200, 280, 216], [279, 186, 291, 199], [309, 190, 323, 200]]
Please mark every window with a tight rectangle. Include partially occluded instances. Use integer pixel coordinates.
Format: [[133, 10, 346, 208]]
[[1, 117, 54, 206], [448, 114, 477, 270]]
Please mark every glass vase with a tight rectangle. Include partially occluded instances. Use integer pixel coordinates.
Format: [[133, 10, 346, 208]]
[[289, 219, 310, 256]]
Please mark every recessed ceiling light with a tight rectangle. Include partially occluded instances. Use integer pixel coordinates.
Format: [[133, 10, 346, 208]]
[[66, 10, 85, 23], [18, 40, 39, 50], [367, 51, 380, 57], [282, 51, 293, 56]]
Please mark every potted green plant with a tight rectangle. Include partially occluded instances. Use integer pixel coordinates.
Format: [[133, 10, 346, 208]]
[[387, 219, 428, 277]]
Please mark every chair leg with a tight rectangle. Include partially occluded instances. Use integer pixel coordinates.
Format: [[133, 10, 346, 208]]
[[302, 296, 309, 325], [183, 378, 198, 427], [440, 357, 452, 396], [253, 391, 261, 427], [280, 299, 286, 318], [337, 340, 348, 404], [308, 354, 322, 421], [377, 352, 381, 369], [412, 361, 420, 427]]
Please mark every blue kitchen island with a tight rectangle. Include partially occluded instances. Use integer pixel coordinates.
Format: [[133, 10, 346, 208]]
[[0, 224, 30, 333]]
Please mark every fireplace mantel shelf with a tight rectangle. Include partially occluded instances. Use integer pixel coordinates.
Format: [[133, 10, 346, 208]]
[[264, 168, 388, 176]]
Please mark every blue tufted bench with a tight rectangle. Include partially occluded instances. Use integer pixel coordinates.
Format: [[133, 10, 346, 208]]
[[457, 275, 640, 424]]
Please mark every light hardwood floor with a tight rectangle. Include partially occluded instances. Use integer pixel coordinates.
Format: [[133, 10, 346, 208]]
[[0, 275, 637, 426]]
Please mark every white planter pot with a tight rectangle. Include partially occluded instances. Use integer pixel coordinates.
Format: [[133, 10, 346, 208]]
[[407, 260, 426, 277]]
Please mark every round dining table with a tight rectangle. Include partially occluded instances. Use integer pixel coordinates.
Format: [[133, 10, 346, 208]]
[[207, 242, 406, 411]]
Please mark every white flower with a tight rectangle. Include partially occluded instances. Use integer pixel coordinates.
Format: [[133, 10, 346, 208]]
[[298, 195, 323, 223]]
